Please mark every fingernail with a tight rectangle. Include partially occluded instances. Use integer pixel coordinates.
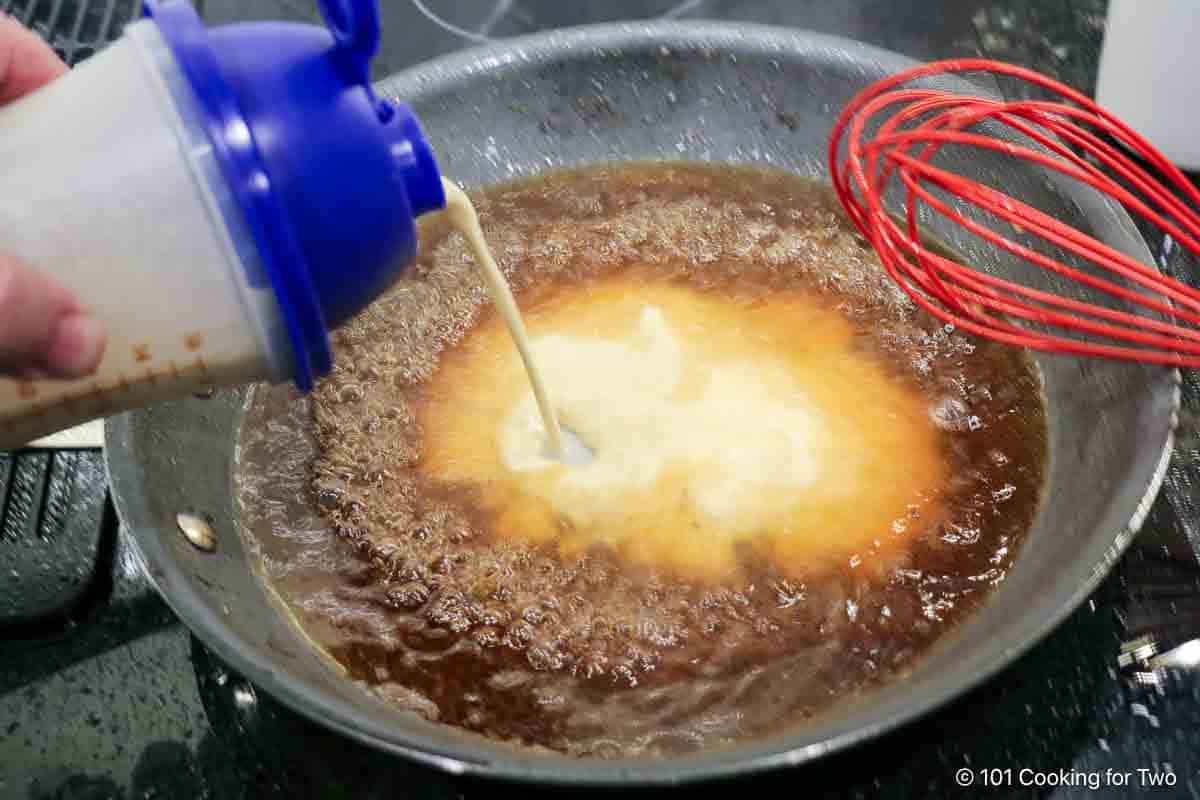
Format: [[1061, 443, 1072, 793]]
[[45, 313, 106, 378]]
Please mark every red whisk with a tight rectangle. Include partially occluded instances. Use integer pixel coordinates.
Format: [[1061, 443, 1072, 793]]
[[829, 58, 1200, 368]]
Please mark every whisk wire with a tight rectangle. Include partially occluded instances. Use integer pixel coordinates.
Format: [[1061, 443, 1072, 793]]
[[882, 177, 1200, 353], [892, 151, 1200, 321], [829, 58, 1200, 369]]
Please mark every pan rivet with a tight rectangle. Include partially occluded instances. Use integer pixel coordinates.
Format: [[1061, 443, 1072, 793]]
[[177, 512, 217, 552]]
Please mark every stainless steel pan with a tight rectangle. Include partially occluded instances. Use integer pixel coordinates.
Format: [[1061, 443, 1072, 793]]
[[105, 22, 1177, 786]]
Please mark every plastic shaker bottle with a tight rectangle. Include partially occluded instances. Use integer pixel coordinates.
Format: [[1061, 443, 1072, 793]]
[[0, 0, 445, 449]]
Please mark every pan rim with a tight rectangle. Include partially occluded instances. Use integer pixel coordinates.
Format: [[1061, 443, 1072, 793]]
[[106, 19, 1179, 786]]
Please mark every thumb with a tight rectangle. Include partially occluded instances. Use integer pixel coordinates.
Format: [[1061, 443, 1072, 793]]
[[0, 255, 105, 379], [0, 15, 67, 104]]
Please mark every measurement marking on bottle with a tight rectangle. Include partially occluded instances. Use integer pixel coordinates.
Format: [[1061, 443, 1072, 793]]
[[2, 357, 215, 434]]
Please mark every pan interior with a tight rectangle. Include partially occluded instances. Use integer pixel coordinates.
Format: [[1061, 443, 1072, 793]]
[[233, 161, 1048, 757], [106, 23, 1175, 784]]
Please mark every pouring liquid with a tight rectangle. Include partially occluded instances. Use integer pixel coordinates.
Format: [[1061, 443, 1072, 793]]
[[439, 179, 567, 458]]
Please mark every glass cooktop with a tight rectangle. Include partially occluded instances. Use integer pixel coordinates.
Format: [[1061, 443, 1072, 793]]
[[3, 1, 1200, 798]]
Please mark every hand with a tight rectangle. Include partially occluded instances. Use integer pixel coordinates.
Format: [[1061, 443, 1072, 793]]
[[0, 16, 105, 379]]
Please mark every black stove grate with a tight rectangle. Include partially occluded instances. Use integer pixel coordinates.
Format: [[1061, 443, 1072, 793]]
[[0, 450, 110, 635], [6, 0, 138, 65], [4, 0, 204, 66]]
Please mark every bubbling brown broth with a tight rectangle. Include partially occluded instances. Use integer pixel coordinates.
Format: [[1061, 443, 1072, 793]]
[[235, 162, 1047, 757]]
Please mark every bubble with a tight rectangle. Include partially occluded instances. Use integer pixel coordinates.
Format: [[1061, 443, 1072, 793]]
[[992, 484, 1017, 503], [427, 591, 473, 633], [386, 582, 430, 610], [337, 383, 364, 404], [473, 626, 503, 648], [930, 396, 970, 431], [772, 580, 806, 608], [527, 644, 566, 671], [487, 670, 531, 691]]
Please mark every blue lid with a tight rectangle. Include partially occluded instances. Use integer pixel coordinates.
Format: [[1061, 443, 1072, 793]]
[[142, 0, 446, 390]]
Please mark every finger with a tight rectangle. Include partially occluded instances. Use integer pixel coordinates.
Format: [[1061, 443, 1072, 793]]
[[0, 15, 66, 104], [0, 254, 106, 379]]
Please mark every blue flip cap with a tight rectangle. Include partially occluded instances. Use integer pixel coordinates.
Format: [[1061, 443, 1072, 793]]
[[142, 0, 445, 390]]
